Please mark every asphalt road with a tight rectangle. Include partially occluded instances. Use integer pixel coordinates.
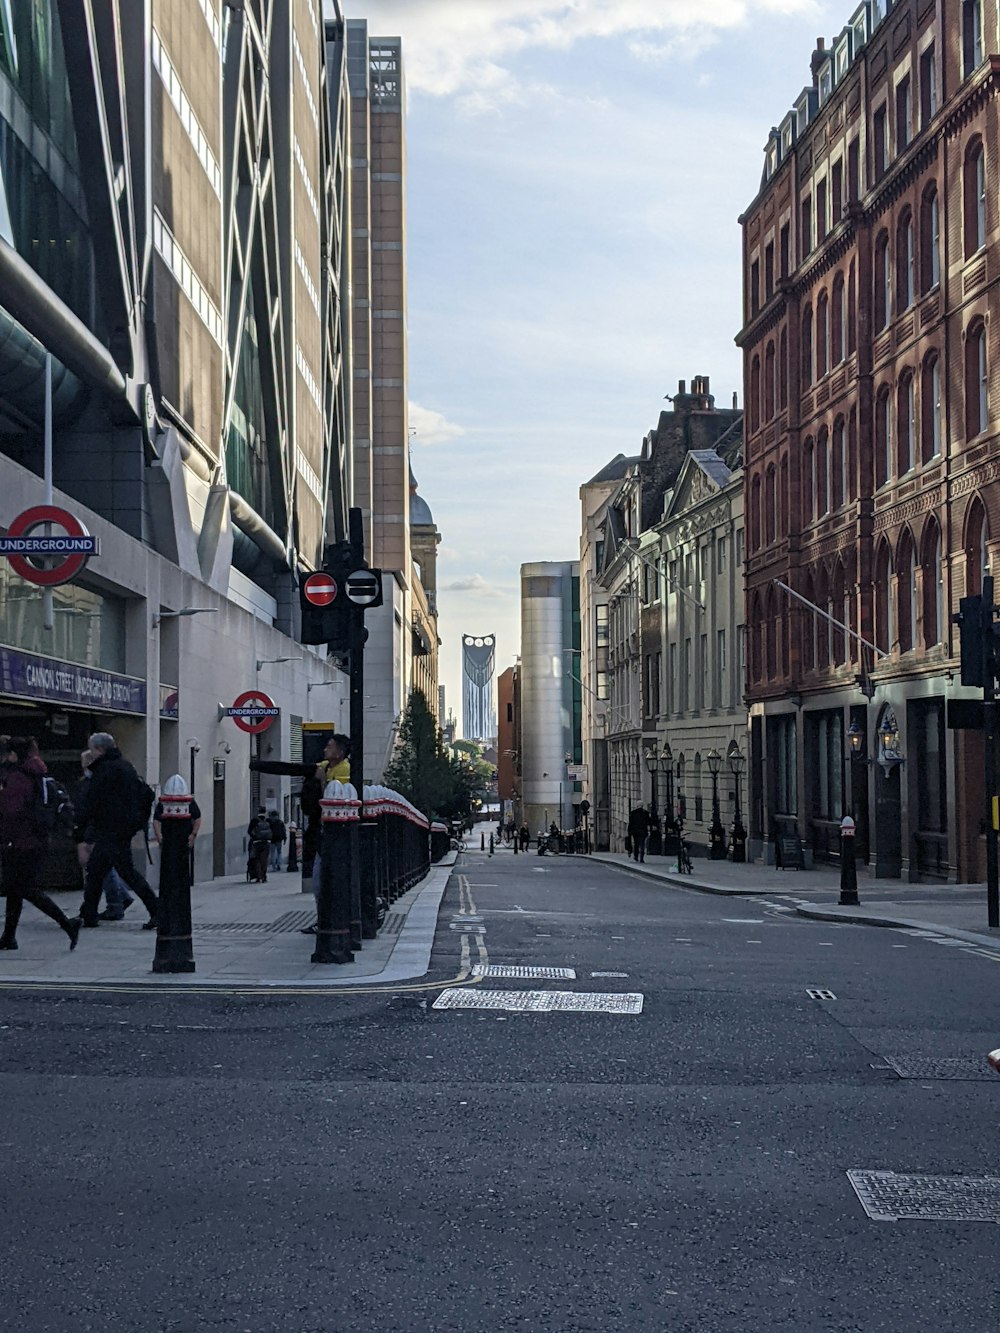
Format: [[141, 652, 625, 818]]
[[1, 848, 998, 1332]]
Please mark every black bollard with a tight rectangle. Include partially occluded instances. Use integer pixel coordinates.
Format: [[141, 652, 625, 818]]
[[286, 823, 299, 873], [312, 788, 357, 964], [838, 814, 859, 906], [481, 831, 485, 851], [513, 834, 518, 856], [359, 809, 379, 940], [152, 786, 196, 974], [489, 834, 494, 857]]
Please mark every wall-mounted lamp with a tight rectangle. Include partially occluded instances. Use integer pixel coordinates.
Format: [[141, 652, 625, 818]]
[[152, 607, 218, 630], [256, 656, 301, 671]]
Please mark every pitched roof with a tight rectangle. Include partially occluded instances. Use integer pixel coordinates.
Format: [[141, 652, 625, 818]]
[[586, 453, 640, 485]]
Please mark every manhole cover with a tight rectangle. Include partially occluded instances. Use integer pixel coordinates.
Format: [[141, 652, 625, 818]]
[[847, 1170, 1000, 1222], [433, 988, 643, 1014], [882, 1056, 996, 1081], [471, 965, 576, 980]]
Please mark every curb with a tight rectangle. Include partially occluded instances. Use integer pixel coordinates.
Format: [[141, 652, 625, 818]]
[[793, 902, 1000, 949], [595, 856, 777, 896]]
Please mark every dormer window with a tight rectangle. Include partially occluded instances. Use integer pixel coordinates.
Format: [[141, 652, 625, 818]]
[[853, 13, 867, 50], [819, 65, 833, 104], [871, 0, 886, 28]]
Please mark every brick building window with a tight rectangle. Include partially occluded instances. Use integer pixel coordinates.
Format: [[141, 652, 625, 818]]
[[896, 77, 911, 152], [847, 261, 857, 354], [874, 232, 890, 330], [896, 210, 914, 311], [764, 341, 775, 420], [801, 306, 814, 385], [764, 242, 774, 300], [897, 529, 917, 652], [780, 223, 790, 278], [848, 408, 858, 501], [966, 320, 988, 437], [801, 194, 812, 258], [816, 291, 829, 377], [964, 139, 986, 257], [779, 327, 788, 408], [832, 562, 847, 664], [873, 106, 888, 181], [832, 417, 846, 509], [750, 474, 761, 551], [831, 272, 845, 364], [848, 139, 860, 203], [765, 465, 776, 544], [817, 179, 828, 243], [875, 385, 892, 487], [750, 354, 761, 431], [816, 428, 829, 517], [874, 541, 894, 654], [920, 184, 940, 291], [921, 352, 942, 461], [831, 160, 843, 224], [920, 45, 937, 127], [750, 259, 760, 317], [802, 439, 814, 523], [897, 371, 915, 475], [963, 0, 984, 77], [921, 518, 943, 648], [965, 496, 989, 595]]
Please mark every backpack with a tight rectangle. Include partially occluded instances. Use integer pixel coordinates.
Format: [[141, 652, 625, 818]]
[[33, 776, 76, 839], [250, 816, 271, 844], [127, 777, 156, 837]]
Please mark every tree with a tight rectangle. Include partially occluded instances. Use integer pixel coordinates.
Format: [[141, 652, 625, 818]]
[[384, 690, 469, 819]]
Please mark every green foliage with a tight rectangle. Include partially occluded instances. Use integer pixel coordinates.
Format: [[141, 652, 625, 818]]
[[383, 690, 485, 821]]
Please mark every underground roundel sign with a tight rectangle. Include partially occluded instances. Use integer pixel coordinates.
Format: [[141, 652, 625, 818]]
[[0, 505, 100, 587], [226, 690, 280, 734]]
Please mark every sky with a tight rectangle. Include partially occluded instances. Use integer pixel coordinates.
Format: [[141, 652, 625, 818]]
[[338, 0, 849, 731]]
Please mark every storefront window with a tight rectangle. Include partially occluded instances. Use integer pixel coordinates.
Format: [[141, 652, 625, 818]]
[[0, 567, 126, 672]]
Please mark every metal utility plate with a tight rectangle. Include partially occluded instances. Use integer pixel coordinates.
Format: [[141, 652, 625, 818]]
[[847, 1170, 1000, 1223], [471, 965, 576, 980], [881, 1055, 996, 1081], [434, 988, 643, 1014]]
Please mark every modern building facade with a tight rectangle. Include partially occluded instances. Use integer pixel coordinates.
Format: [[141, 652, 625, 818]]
[[519, 561, 581, 834], [0, 2, 437, 877], [462, 634, 496, 743], [496, 663, 520, 822], [738, 0, 999, 880]]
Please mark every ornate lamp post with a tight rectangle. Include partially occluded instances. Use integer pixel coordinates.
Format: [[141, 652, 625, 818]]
[[644, 747, 662, 855], [707, 748, 726, 859], [727, 741, 747, 862]]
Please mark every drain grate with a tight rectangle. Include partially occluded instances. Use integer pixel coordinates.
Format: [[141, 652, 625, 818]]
[[382, 912, 404, 935], [881, 1056, 996, 1081], [847, 1170, 1000, 1222], [806, 988, 837, 1000], [433, 988, 643, 1014], [196, 909, 316, 935], [472, 965, 576, 980], [270, 909, 321, 933]]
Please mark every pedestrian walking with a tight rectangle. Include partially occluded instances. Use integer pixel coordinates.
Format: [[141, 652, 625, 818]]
[[519, 823, 530, 851], [76, 732, 159, 929], [74, 749, 135, 921], [246, 807, 271, 883], [301, 734, 352, 934], [267, 810, 287, 871], [0, 736, 81, 950], [627, 804, 651, 863]]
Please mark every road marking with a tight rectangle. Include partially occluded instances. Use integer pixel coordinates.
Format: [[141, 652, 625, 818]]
[[722, 918, 764, 924], [806, 988, 837, 1000], [592, 971, 629, 978], [472, 965, 575, 980], [433, 989, 644, 1014]]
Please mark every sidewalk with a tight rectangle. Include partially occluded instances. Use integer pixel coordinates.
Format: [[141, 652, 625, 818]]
[[0, 854, 456, 989], [592, 851, 1000, 949]]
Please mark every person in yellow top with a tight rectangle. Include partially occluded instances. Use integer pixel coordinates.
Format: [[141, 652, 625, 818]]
[[316, 733, 351, 786]]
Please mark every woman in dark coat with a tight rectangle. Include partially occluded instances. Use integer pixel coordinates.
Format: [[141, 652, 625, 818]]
[[0, 737, 81, 950]]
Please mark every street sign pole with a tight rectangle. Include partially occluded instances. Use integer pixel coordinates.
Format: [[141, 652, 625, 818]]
[[982, 576, 999, 929], [347, 508, 366, 951]]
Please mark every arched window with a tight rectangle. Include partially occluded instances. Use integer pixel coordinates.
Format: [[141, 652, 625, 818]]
[[765, 465, 777, 545], [847, 261, 857, 355], [964, 0, 984, 77], [676, 754, 686, 819], [921, 518, 943, 648], [875, 385, 892, 487], [832, 417, 846, 509], [750, 593, 763, 681], [874, 541, 894, 655], [965, 496, 989, 595], [897, 370, 915, 475], [815, 565, 830, 667], [964, 138, 986, 257], [966, 320, 988, 437], [816, 428, 829, 517], [921, 352, 942, 462], [874, 232, 890, 331], [780, 454, 789, 533], [750, 355, 761, 432], [779, 326, 788, 409], [832, 562, 847, 664], [693, 753, 703, 822], [764, 341, 775, 420], [802, 439, 814, 523], [831, 272, 845, 365], [764, 587, 777, 678], [802, 573, 816, 671], [896, 210, 914, 311], [750, 474, 762, 551], [801, 306, 814, 386], [897, 529, 917, 652], [816, 291, 829, 377], [921, 184, 940, 292]]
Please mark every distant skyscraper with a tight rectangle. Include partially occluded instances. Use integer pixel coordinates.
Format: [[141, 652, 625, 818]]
[[437, 684, 446, 729], [462, 635, 496, 742]]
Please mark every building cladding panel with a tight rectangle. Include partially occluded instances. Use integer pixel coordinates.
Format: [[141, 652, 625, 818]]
[[738, 0, 1000, 880], [520, 562, 580, 829]]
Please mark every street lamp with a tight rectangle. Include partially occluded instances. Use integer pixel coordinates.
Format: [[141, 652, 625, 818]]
[[707, 748, 726, 859], [727, 741, 747, 862], [644, 747, 662, 855], [256, 656, 302, 672], [152, 607, 218, 630]]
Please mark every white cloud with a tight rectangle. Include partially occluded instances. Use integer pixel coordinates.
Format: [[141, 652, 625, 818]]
[[337, 1, 817, 104], [443, 573, 506, 598], [408, 400, 466, 445]]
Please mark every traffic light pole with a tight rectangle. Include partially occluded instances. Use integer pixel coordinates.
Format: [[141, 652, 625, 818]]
[[982, 578, 999, 929]]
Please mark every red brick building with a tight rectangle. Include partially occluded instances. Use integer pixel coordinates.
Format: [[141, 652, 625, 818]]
[[738, 0, 999, 881]]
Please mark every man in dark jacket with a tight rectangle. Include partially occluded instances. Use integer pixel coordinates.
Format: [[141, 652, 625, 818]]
[[76, 732, 159, 929], [267, 810, 287, 871], [627, 805, 651, 863]]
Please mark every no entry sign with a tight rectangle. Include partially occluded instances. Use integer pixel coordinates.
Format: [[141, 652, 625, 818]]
[[226, 690, 280, 734], [302, 572, 338, 606], [0, 505, 99, 586]]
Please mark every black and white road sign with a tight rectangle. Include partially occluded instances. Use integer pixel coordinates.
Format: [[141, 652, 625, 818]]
[[344, 567, 383, 607]]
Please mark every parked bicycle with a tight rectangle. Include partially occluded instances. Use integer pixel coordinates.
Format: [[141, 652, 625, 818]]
[[677, 837, 693, 874]]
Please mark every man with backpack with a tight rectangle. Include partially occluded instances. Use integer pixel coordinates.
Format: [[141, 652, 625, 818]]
[[246, 807, 271, 883], [76, 732, 158, 930], [0, 736, 82, 950], [267, 810, 286, 872]]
